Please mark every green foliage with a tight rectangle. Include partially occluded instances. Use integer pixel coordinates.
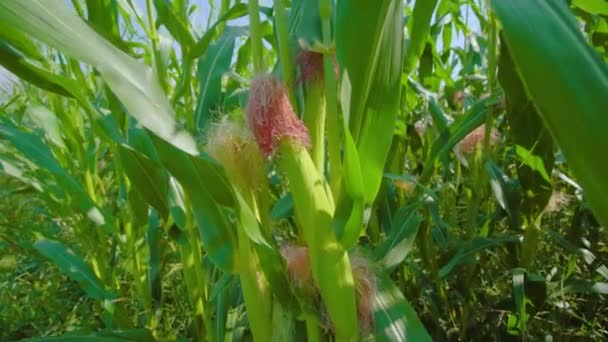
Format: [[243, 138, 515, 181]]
[[1, 0, 607, 341]]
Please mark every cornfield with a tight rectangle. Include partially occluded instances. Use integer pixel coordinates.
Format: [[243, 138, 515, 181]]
[[0, 0, 607, 341]]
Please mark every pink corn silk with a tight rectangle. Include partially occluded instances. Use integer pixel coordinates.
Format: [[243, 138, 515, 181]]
[[458, 125, 500, 154], [281, 244, 312, 283], [246, 74, 310, 156], [296, 50, 340, 85]]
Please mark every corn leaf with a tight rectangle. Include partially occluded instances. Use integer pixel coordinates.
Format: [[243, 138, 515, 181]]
[[404, 0, 439, 74], [0, 41, 77, 98], [21, 337, 127, 342], [25, 105, 65, 148], [373, 274, 432, 342], [498, 36, 554, 216], [146, 213, 163, 303], [572, 0, 608, 15], [491, 0, 608, 227], [439, 235, 522, 278], [153, 0, 194, 49], [117, 144, 170, 220], [34, 239, 111, 301], [149, 132, 238, 273], [290, 0, 323, 49], [85, 0, 127, 52], [335, 0, 394, 140], [374, 207, 423, 270], [189, 3, 249, 59], [194, 26, 243, 133], [0, 0, 197, 154], [0, 121, 109, 228], [337, 0, 404, 204], [0, 22, 45, 60]]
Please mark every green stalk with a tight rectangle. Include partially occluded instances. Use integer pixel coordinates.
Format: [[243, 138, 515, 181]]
[[481, 1, 498, 162], [237, 191, 273, 341], [305, 313, 321, 342], [248, 0, 264, 73], [124, 219, 154, 327], [217, 0, 231, 33], [465, 151, 483, 238], [319, 0, 342, 195], [146, 0, 167, 92], [237, 224, 273, 341], [273, 0, 296, 105], [302, 78, 326, 174], [177, 234, 206, 340], [520, 215, 542, 268], [70, 0, 85, 18], [178, 195, 209, 341], [278, 141, 358, 341]]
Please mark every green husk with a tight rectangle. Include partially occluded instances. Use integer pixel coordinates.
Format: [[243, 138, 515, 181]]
[[277, 141, 358, 341]]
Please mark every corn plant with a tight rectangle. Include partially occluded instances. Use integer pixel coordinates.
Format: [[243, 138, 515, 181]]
[[0, 0, 607, 341]]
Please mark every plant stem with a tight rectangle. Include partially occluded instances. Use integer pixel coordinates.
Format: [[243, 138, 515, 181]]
[[302, 79, 327, 175], [278, 141, 358, 341], [217, 0, 231, 33], [237, 191, 273, 341], [237, 221, 273, 341], [319, 0, 342, 195], [248, 0, 264, 73], [273, 0, 296, 105], [305, 313, 321, 342], [146, 0, 167, 92]]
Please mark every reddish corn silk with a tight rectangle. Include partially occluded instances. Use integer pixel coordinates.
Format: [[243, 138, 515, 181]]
[[296, 50, 340, 85], [350, 253, 376, 331], [246, 74, 310, 156], [280, 244, 376, 332], [453, 91, 465, 105], [458, 124, 500, 154], [281, 244, 312, 284]]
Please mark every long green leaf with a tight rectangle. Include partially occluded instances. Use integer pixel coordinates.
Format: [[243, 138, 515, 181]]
[[34, 239, 111, 301], [439, 235, 521, 278], [149, 133, 239, 273], [153, 0, 194, 48], [0, 21, 45, 60], [0, 121, 108, 227], [356, 0, 404, 204], [0, 41, 77, 98], [404, 0, 439, 74], [25, 105, 65, 148], [0, 0, 197, 154], [374, 207, 423, 270], [194, 27, 243, 133], [373, 274, 432, 342], [21, 337, 127, 342], [189, 3, 249, 59], [335, 0, 393, 140], [118, 144, 170, 220], [491, 0, 608, 227], [498, 36, 554, 216]]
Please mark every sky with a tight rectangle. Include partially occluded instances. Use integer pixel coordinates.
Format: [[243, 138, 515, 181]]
[[0, 0, 480, 95]]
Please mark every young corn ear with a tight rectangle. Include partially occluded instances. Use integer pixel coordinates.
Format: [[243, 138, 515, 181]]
[[206, 116, 267, 194], [298, 51, 327, 173], [246, 74, 359, 340], [205, 116, 273, 341], [281, 244, 377, 334], [246, 74, 310, 157], [457, 125, 500, 154]]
